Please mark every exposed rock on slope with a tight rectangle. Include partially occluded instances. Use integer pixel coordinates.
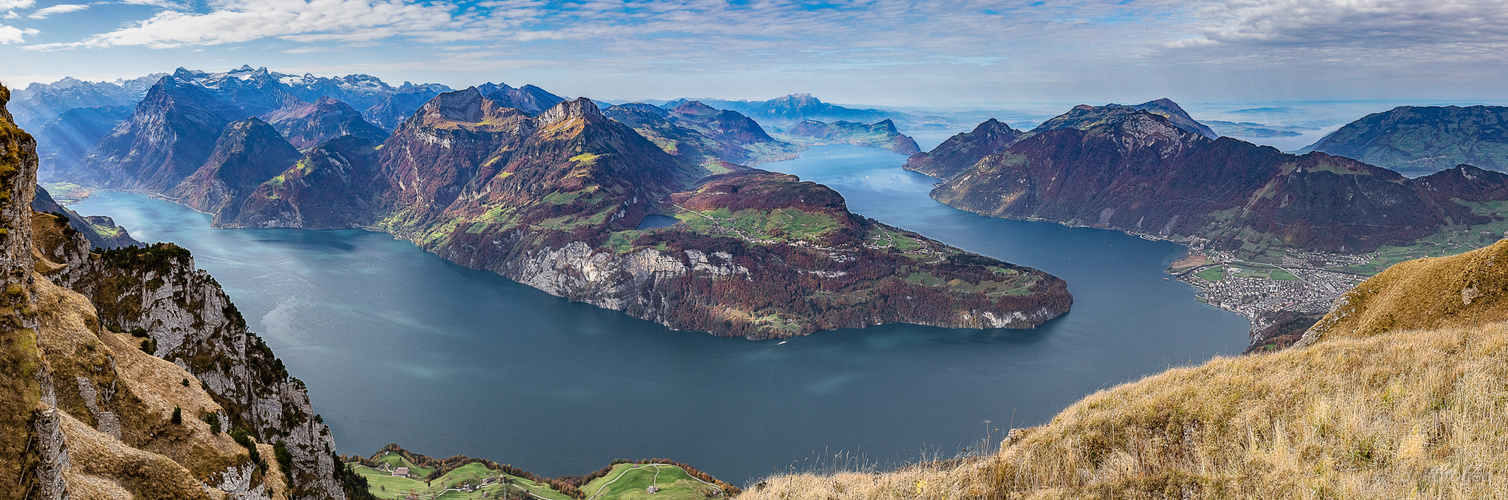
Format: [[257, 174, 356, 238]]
[[168, 118, 304, 225], [1303, 105, 1508, 176], [931, 109, 1508, 254], [72, 76, 247, 191], [784, 119, 921, 154], [1, 83, 346, 499]]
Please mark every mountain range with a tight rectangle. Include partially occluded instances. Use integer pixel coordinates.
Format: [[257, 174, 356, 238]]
[[37, 69, 1072, 338], [1302, 105, 1508, 176], [909, 99, 1508, 255], [782, 118, 922, 154], [664, 93, 894, 127]]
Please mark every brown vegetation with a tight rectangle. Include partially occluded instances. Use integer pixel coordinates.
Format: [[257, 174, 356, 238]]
[[741, 240, 1508, 499]]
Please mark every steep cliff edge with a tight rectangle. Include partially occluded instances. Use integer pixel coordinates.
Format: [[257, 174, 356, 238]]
[[2, 83, 346, 499]]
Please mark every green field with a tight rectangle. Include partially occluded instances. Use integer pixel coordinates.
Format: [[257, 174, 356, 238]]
[[676, 207, 844, 243], [353, 461, 573, 500], [580, 464, 726, 500], [1195, 267, 1225, 282]]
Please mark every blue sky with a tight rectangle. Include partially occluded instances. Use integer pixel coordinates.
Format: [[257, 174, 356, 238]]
[[2, 0, 1507, 106]]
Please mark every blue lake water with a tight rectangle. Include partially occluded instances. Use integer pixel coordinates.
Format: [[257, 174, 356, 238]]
[[68, 144, 1248, 485]]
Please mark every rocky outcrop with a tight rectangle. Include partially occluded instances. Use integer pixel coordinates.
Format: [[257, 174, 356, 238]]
[[51, 240, 346, 499], [3, 84, 345, 499]]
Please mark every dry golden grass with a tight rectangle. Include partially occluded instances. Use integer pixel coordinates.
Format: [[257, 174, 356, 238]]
[[745, 320, 1508, 499], [1305, 239, 1508, 344], [29, 268, 275, 498], [744, 238, 1508, 500]]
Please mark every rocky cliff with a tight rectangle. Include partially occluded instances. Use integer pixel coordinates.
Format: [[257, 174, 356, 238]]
[[1, 83, 347, 499]]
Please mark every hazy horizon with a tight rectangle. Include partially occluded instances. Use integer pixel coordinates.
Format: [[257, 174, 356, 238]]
[[2, 0, 1506, 107]]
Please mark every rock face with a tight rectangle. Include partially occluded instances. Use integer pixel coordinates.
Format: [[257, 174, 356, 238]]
[[263, 97, 389, 150], [1, 83, 346, 499], [1302, 105, 1508, 176], [72, 75, 247, 191], [168, 117, 304, 225], [785, 119, 922, 154], [904, 118, 1023, 179], [931, 109, 1508, 254], [477, 82, 567, 116]]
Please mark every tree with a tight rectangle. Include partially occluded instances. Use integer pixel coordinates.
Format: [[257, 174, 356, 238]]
[[171, 406, 182, 425]]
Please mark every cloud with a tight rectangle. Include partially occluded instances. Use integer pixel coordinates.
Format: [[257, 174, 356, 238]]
[[32, 0, 470, 50], [0, 0, 32, 9], [29, 4, 88, 19], [1179, 0, 1508, 55], [0, 23, 36, 43]]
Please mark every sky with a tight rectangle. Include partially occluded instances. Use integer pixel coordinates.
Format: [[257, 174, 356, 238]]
[[2, 0, 1508, 106]]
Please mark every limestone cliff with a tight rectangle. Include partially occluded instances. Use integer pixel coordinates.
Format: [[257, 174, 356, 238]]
[[2, 83, 346, 499]]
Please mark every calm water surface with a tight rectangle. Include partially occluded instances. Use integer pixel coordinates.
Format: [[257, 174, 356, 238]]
[[70, 145, 1248, 484]]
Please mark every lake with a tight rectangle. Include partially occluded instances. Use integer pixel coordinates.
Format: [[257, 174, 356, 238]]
[[69, 145, 1248, 485]]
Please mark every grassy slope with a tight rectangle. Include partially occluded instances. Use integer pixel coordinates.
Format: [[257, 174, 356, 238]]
[[353, 462, 573, 500], [740, 241, 1508, 499], [582, 463, 725, 500]]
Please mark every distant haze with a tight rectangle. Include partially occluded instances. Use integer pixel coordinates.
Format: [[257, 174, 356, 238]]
[[2, 0, 1508, 106]]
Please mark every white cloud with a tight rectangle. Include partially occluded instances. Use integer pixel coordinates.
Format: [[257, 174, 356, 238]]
[[33, 0, 469, 50], [29, 4, 88, 19], [1185, 0, 1508, 49], [0, 0, 33, 10], [2, 11, 17, 19], [0, 23, 37, 43]]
